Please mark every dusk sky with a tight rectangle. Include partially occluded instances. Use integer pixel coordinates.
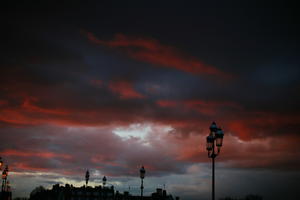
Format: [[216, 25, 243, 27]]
[[1, 1, 300, 200]]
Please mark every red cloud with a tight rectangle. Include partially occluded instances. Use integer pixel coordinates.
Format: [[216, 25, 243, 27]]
[[22, 97, 69, 115], [1, 149, 72, 159], [0, 96, 74, 126], [156, 100, 178, 107], [224, 112, 300, 141], [12, 162, 48, 172], [85, 32, 232, 79], [0, 100, 8, 106], [157, 126, 300, 170], [108, 80, 145, 99]]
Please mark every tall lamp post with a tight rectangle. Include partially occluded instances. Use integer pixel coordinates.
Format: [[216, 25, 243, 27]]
[[206, 122, 224, 200], [102, 176, 107, 200], [139, 166, 145, 200], [102, 176, 107, 187]]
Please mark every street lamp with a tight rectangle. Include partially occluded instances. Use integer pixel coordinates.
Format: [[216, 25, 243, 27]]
[[0, 157, 4, 194], [2, 165, 8, 192], [206, 122, 224, 200], [139, 166, 146, 200], [0, 157, 3, 170], [102, 176, 107, 187], [102, 176, 107, 200], [85, 170, 90, 186]]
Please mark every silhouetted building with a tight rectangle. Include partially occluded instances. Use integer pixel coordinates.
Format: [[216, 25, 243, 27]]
[[0, 191, 12, 200], [1, 183, 12, 200], [29, 184, 177, 200], [219, 194, 263, 200], [30, 184, 114, 200], [114, 188, 174, 200]]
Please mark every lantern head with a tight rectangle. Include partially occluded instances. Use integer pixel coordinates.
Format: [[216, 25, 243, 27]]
[[209, 122, 218, 133], [140, 166, 146, 179], [2, 170, 7, 180], [102, 176, 107, 186]]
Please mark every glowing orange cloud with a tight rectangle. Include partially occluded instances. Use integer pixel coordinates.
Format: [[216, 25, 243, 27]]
[[85, 32, 232, 79]]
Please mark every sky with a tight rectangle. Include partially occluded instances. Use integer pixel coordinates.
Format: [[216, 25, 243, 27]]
[[0, 1, 300, 199]]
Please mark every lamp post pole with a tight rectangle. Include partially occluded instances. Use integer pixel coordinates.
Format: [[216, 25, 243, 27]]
[[102, 176, 107, 200], [139, 166, 145, 200], [212, 151, 215, 200], [0, 157, 3, 193], [1, 165, 8, 193], [206, 122, 224, 200], [141, 179, 143, 198], [1, 173, 4, 192], [85, 170, 89, 186]]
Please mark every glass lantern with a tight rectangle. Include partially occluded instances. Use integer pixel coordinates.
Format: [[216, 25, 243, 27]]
[[140, 166, 146, 179], [215, 128, 224, 147], [206, 135, 214, 152]]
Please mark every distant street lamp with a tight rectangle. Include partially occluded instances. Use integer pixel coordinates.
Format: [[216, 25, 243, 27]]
[[2, 165, 9, 192], [139, 166, 146, 200], [102, 176, 107, 187], [0, 157, 3, 170], [102, 176, 107, 200], [206, 122, 224, 200], [85, 170, 90, 186], [0, 157, 4, 193]]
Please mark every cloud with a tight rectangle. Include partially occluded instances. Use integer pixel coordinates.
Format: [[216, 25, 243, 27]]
[[84, 32, 232, 79], [156, 100, 178, 108], [156, 99, 242, 116], [0, 125, 187, 177], [22, 97, 69, 115], [0, 149, 71, 160], [108, 80, 145, 99], [1, 33, 300, 187], [1, 4, 300, 200]]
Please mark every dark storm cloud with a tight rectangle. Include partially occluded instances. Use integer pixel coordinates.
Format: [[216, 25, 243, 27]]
[[1, 1, 300, 199], [1, 50, 299, 140]]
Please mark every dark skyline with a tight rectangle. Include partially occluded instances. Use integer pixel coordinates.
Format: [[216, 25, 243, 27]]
[[0, 1, 300, 200]]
